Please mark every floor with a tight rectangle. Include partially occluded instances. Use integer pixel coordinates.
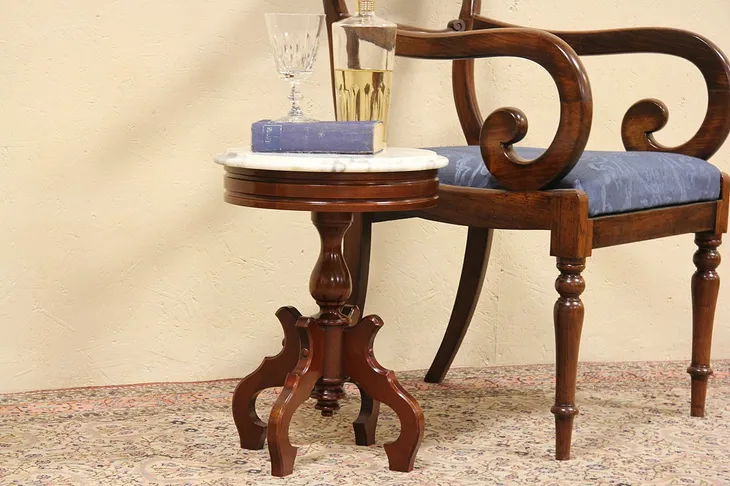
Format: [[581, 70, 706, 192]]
[[1, 360, 729, 485]]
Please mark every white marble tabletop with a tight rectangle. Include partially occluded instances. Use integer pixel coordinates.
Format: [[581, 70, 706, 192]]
[[214, 147, 449, 173]]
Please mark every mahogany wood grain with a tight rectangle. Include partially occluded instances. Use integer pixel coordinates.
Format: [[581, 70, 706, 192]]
[[224, 168, 440, 213], [309, 212, 353, 309], [551, 257, 586, 460], [345, 307, 381, 447], [352, 379, 380, 446], [592, 202, 717, 249], [452, 59, 482, 145], [715, 173, 730, 234], [425, 227, 493, 383], [688, 233, 722, 417], [451, 0, 483, 144], [396, 28, 592, 191], [323, 0, 348, 27], [268, 211, 357, 475], [415, 185, 553, 230], [224, 166, 436, 475], [265, 211, 425, 476], [339, 304, 382, 446], [308, 212, 353, 416], [322, 0, 730, 466], [231, 306, 302, 450], [342, 218, 378, 446], [472, 15, 730, 160], [459, 0, 482, 22], [550, 191, 592, 258], [325, 1, 594, 190], [343, 315, 425, 472], [268, 316, 322, 477], [344, 213, 372, 312]]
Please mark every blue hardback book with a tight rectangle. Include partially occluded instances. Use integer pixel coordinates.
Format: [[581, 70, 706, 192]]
[[251, 120, 385, 154]]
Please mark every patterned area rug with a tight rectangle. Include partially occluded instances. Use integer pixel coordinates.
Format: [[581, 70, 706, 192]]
[[1, 361, 729, 485]]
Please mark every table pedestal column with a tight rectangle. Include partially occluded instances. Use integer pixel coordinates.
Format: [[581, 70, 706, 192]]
[[231, 212, 424, 477]]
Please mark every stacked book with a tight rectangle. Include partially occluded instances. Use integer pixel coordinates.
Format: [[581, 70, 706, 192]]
[[251, 120, 385, 155]]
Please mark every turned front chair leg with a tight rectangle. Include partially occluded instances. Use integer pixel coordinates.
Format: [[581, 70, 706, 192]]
[[551, 257, 586, 460], [688, 232, 721, 417], [231, 306, 302, 450]]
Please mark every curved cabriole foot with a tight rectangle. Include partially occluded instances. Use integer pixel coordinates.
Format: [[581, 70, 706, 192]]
[[688, 233, 721, 417], [344, 315, 424, 472], [352, 380, 380, 446], [231, 306, 302, 450], [552, 257, 586, 460], [268, 318, 323, 477], [346, 306, 381, 446]]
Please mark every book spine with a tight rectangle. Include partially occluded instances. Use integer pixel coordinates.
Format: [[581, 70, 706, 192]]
[[251, 122, 379, 154]]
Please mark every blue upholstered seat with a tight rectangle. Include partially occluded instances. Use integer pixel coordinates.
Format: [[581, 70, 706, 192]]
[[427, 146, 722, 217]]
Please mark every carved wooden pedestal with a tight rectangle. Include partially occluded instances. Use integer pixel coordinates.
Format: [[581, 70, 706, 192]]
[[217, 153, 445, 477], [232, 213, 424, 476]]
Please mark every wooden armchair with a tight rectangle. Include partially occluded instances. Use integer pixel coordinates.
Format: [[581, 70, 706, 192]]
[[324, 0, 730, 460]]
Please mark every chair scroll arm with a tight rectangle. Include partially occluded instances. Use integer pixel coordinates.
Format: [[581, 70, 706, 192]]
[[473, 15, 730, 160], [607, 29, 729, 160], [397, 28, 593, 191]]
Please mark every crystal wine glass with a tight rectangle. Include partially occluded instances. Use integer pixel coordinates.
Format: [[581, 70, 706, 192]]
[[265, 13, 325, 123]]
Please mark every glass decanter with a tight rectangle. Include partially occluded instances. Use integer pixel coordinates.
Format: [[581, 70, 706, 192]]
[[331, 0, 397, 143]]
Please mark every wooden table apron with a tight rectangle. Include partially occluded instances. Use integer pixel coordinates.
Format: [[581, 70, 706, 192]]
[[223, 166, 439, 477]]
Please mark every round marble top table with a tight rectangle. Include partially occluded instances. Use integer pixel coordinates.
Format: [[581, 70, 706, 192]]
[[214, 147, 448, 173], [215, 148, 448, 213], [214, 147, 447, 477]]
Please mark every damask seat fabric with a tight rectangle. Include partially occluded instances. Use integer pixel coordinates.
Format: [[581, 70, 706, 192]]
[[428, 146, 722, 217]]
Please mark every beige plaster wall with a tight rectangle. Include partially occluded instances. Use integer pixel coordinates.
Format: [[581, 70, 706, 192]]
[[1, 0, 729, 393]]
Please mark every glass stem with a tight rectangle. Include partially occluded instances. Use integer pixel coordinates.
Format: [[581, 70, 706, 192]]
[[288, 80, 305, 119]]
